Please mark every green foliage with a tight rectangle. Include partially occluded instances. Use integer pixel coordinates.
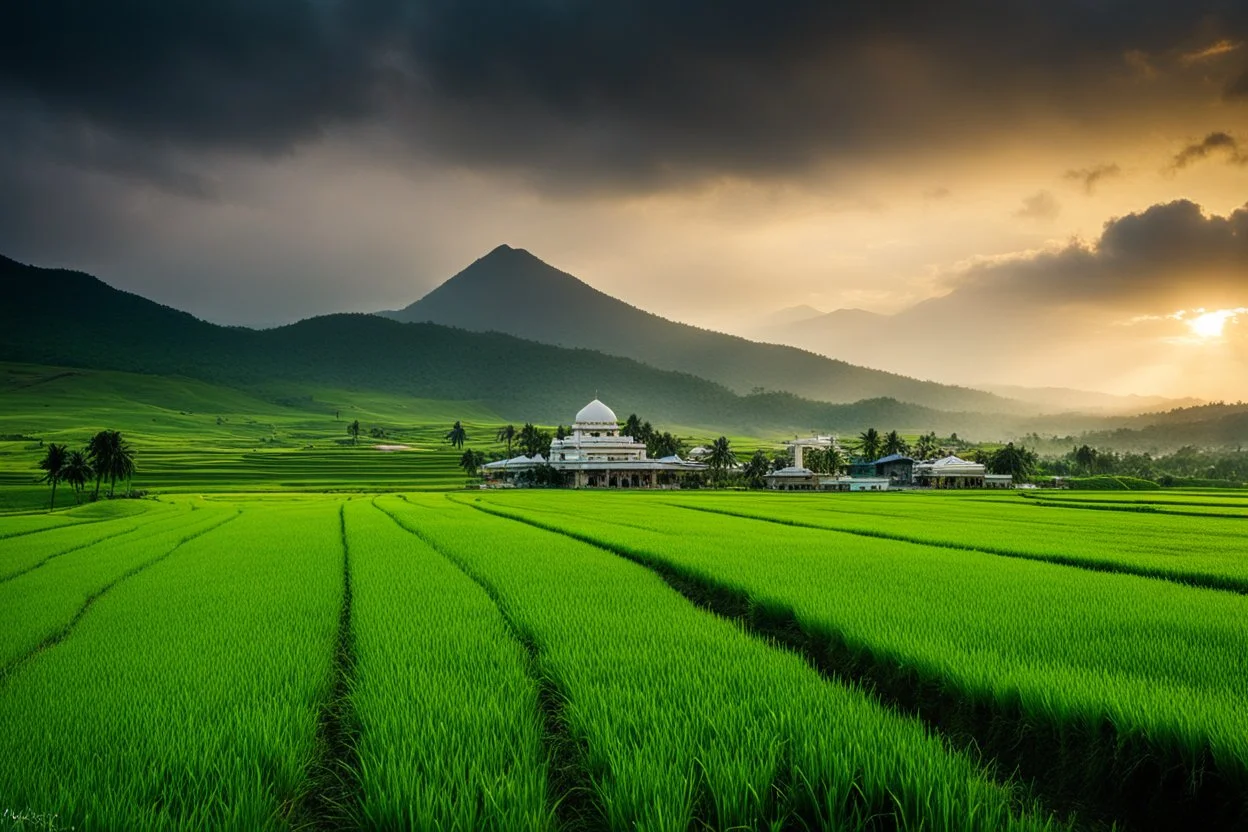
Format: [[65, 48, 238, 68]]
[[387, 495, 1047, 830], [458, 449, 486, 476], [36, 443, 68, 510], [705, 436, 738, 483], [858, 428, 881, 460], [346, 501, 551, 829], [495, 424, 517, 457], [1066, 476, 1160, 490], [742, 450, 771, 488], [444, 421, 468, 450], [987, 442, 1038, 480], [478, 491, 1248, 817], [882, 430, 909, 456], [7, 491, 1248, 828], [0, 499, 342, 829], [86, 430, 135, 498]]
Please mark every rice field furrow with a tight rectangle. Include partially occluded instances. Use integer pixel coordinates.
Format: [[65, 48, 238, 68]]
[[0, 511, 240, 684], [0, 499, 345, 831], [668, 501, 1248, 595], [290, 503, 360, 831], [471, 492, 1248, 830], [387, 494, 1056, 832], [348, 498, 553, 830], [1021, 498, 1248, 519], [0, 523, 144, 583], [374, 500, 594, 830]]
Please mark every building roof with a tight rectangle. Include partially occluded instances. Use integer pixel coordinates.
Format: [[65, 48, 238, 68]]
[[574, 398, 617, 425], [483, 454, 539, 469], [927, 455, 974, 467], [872, 453, 914, 464], [915, 455, 986, 475], [767, 466, 816, 477]]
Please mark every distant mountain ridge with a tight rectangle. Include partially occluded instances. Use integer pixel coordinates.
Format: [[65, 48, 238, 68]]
[[380, 245, 1027, 414], [0, 254, 1048, 436]]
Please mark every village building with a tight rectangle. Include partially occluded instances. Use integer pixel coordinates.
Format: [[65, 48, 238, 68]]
[[871, 454, 915, 485], [764, 466, 820, 491], [484, 399, 707, 488], [913, 455, 1012, 489], [765, 435, 890, 491]]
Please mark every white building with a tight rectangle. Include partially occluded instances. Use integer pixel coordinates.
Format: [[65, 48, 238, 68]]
[[913, 455, 1012, 489], [486, 399, 707, 488]]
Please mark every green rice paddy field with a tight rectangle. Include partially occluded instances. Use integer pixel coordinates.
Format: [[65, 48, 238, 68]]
[[2, 488, 1248, 831]]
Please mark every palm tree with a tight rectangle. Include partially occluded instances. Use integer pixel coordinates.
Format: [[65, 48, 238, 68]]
[[445, 421, 468, 450], [38, 443, 69, 510], [496, 424, 517, 456], [459, 449, 485, 476], [86, 430, 135, 498], [87, 430, 118, 499], [915, 432, 939, 461], [706, 436, 738, 485], [883, 430, 909, 457], [518, 423, 550, 458], [858, 428, 882, 461], [347, 420, 361, 445], [824, 445, 846, 476], [62, 450, 94, 504], [107, 435, 136, 497], [743, 449, 771, 488]]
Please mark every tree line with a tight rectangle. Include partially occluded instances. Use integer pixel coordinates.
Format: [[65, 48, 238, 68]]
[[37, 430, 137, 509]]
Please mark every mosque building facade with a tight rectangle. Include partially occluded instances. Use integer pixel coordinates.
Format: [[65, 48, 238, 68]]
[[483, 398, 707, 488]]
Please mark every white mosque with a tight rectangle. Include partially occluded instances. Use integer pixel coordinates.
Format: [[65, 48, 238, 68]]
[[483, 398, 706, 488]]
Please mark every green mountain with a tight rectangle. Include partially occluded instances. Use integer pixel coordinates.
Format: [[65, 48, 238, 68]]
[[381, 245, 1024, 413], [0, 254, 1032, 436]]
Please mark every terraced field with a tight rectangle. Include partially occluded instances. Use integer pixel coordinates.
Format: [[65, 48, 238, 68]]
[[1, 490, 1245, 830]]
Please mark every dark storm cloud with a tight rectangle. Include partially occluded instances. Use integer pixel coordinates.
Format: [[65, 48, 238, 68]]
[[1064, 163, 1122, 194], [1170, 132, 1247, 169], [1230, 68, 1248, 98], [947, 200, 1248, 310], [3, 1, 1248, 190]]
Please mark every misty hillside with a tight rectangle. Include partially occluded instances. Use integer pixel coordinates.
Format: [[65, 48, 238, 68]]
[[381, 245, 1027, 414], [0, 254, 1038, 435]]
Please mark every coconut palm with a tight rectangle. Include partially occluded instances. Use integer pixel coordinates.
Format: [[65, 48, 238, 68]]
[[743, 449, 771, 488], [883, 430, 909, 457], [445, 421, 468, 450], [858, 428, 882, 461], [108, 436, 136, 497], [824, 445, 846, 476], [496, 424, 517, 456], [38, 443, 69, 510], [459, 449, 485, 476], [87, 430, 136, 498], [706, 436, 738, 485], [86, 430, 118, 499], [915, 432, 939, 461], [62, 450, 94, 504], [347, 420, 361, 445]]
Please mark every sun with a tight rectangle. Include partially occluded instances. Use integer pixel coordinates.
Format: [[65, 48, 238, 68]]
[[1186, 309, 1240, 339]]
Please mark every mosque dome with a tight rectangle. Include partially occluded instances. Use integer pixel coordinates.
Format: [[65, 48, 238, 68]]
[[574, 398, 618, 425]]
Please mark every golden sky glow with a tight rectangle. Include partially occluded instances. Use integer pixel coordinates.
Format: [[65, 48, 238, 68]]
[[2, 5, 1247, 400]]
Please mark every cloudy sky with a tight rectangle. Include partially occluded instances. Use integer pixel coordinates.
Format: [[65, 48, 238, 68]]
[[2, 1, 1246, 399]]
